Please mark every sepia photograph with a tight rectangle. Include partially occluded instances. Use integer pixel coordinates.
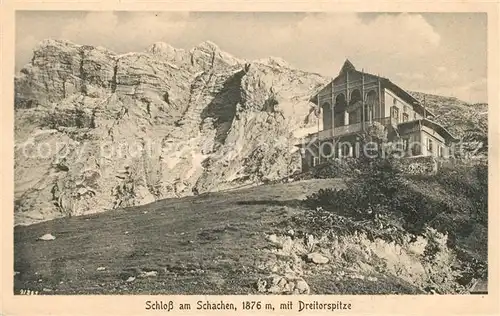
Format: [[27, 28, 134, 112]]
[[11, 10, 489, 299]]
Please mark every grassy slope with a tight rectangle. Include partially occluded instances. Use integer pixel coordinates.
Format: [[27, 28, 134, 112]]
[[14, 179, 350, 295], [14, 178, 424, 295]]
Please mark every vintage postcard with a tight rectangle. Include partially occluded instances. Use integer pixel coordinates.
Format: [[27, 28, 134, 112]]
[[1, 1, 498, 315]]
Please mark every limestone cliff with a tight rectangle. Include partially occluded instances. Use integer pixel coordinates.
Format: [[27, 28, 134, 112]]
[[14, 39, 328, 225]]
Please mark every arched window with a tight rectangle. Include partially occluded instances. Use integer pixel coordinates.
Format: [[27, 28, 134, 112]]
[[334, 93, 346, 127], [348, 89, 362, 124], [335, 93, 346, 109], [365, 90, 377, 122], [322, 102, 333, 130], [350, 89, 362, 105]]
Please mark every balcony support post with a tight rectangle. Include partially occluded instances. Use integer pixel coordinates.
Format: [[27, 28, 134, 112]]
[[378, 76, 382, 120], [317, 94, 320, 134], [346, 69, 350, 104], [331, 82, 335, 137], [361, 69, 365, 131]]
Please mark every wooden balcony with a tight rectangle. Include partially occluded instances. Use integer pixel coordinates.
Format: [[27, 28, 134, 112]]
[[303, 117, 394, 143]]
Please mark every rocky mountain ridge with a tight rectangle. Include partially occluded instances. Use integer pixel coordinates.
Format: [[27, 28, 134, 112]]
[[14, 39, 487, 226], [14, 39, 327, 225], [408, 91, 488, 138]]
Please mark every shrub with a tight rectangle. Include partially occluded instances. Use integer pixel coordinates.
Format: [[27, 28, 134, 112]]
[[305, 158, 434, 231], [295, 158, 357, 181], [303, 157, 488, 288]]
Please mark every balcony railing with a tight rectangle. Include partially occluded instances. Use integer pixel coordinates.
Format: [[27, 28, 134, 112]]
[[303, 117, 394, 142]]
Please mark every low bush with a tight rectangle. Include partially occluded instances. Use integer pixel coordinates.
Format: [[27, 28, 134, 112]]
[[294, 159, 357, 181], [303, 157, 488, 289]]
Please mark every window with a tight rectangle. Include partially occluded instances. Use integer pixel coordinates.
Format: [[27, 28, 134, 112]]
[[391, 106, 399, 122], [412, 143, 421, 156], [341, 144, 351, 157], [438, 146, 444, 157], [350, 89, 362, 104], [403, 138, 409, 151], [366, 91, 378, 120], [402, 113, 409, 122], [364, 105, 373, 122], [427, 138, 433, 153], [312, 157, 319, 167]]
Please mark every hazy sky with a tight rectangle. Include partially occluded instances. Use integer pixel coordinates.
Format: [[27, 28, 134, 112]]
[[16, 11, 487, 103]]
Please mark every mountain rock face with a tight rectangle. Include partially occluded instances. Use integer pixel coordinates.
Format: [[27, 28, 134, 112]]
[[408, 91, 488, 156], [14, 39, 327, 225], [14, 39, 488, 226], [408, 91, 488, 139]]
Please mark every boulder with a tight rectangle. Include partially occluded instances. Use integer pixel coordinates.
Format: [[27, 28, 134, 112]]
[[37, 233, 56, 241], [256, 275, 310, 294], [307, 252, 329, 264]]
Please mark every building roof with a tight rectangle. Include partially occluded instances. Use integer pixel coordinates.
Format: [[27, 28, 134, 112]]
[[397, 118, 459, 143], [339, 59, 356, 74], [379, 78, 435, 118], [311, 59, 436, 118]]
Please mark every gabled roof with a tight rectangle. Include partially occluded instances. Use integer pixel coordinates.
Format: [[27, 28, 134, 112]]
[[339, 59, 356, 75], [310, 59, 435, 118]]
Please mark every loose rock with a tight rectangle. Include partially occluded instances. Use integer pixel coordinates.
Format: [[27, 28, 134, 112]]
[[307, 252, 329, 264], [294, 278, 310, 294], [256, 275, 310, 294], [38, 233, 56, 241], [139, 270, 158, 278], [350, 274, 365, 280], [267, 234, 278, 244], [256, 279, 267, 292]]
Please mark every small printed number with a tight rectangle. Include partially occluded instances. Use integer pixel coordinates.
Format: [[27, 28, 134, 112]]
[[242, 301, 262, 310], [19, 289, 39, 295]]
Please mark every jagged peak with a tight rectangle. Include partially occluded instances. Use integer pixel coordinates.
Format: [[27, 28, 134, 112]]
[[189, 40, 243, 66], [146, 42, 182, 55], [35, 38, 82, 49], [33, 38, 115, 56], [255, 56, 292, 69], [194, 40, 220, 51]]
